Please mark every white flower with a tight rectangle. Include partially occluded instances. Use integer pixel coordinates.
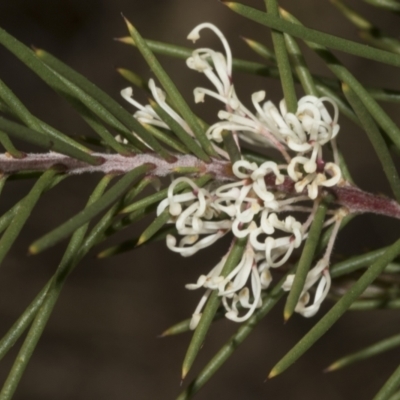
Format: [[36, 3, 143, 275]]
[[282, 259, 331, 317], [120, 22, 344, 325], [288, 159, 342, 200], [186, 245, 263, 329], [187, 23, 232, 98], [166, 230, 226, 257]]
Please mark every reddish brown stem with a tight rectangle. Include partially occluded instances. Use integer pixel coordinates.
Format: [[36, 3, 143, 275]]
[[2, 152, 400, 220]]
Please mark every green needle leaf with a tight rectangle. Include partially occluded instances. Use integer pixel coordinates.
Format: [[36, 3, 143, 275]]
[[0, 116, 102, 166], [160, 318, 192, 338], [388, 389, 400, 400], [341, 1, 400, 53], [181, 237, 247, 379], [284, 202, 327, 321], [0, 176, 113, 366], [364, 0, 400, 12], [136, 209, 170, 246], [315, 84, 358, 125], [33, 48, 160, 153], [223, 2, 400, 67], [0, 175, 113, 400], [360, 30, 400, 54], [269, 236, 400, 379], [140, 123, 189, 154], [118, 33, 400, 104], [0, 175, 7, 197], [0, 130, 25, 159], [161, 307, 226, 337], [78, 108, 133, 156], [177, 273, 289, 399], [116, 35, 189, 57], [330, 247, 388, 278], [280, 9, 400, 153], [221, 130, 241, 163], [0, 79, 44, 133], [97, 225, 175, 258], [78, 201, 124, 258], [342, 83, 400, 202], [0, 169, 59, 266], [0, 281, 51, 362], [29, 164, 154, 254], [0, 77, 90, 154], [123, 17, 215, 159], [335, 148, 354, 184], [331, 0, 400, 74], [122, 175, 159, 207], [177, 201, 350, 397], [0, 176, 65, 235], [120, 174, 212, 214], [116, 68, 148, 90], [283, 33, 317, 96], [331, 0, 373, 30], [48, 68, 174, 160], [333, 0, 400, 54], [317, 215, 353, 255], [117, 34, 283, 79], [349, 298, 400, 310], [242, 37, 276, 62], [265, 0, 297, 112], [148, 99, 209, 161], [103, 207, 154, 239], [326, 333, 400, 372], [373, 364, 400, 400]]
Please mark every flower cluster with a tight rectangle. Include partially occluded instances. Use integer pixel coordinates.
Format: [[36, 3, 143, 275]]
[[156, 158, 344, 326], [157, 161, 305, 325], [122, 23, 345, 328]]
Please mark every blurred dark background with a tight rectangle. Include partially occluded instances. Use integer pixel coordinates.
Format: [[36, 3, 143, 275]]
[[0, 0, 400, 399]]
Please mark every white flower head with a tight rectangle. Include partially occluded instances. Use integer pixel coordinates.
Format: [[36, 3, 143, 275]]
[[119, 22, 343, 325], [282, 259, 331, 317]]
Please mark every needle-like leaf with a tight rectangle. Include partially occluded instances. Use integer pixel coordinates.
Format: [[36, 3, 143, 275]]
[[148, 99, 210, 161], [0, 175, 113, 400], [221, 130, 241, 163], [0, 116, 102, 165], [283, 33, 317, 96], [343, 83, 400, 202], [118, 34, 400, 104], [136, 209, 170, 247], [33, 48, 163, 153], [116, 68, 149, 90], [177, 273, 288, 399], [241, 37, 276, 62], [0, 169, 59, 266], [0, 130, 25, 159], [29, 164, 154, 254], [363, 0, 400, 12], [280, 8, 400, 153], [264, 0, 297, 112], [0, 77, 91, 153], [181, 237, 247, 379], [284, 202, 327, 321], [330, 247, 388, 278], [97, 225, 175, 258], [269, 237, 400, 379], [326, 333, 400, 372], [140, 123, 189, 154], [373, 364, 400, 400], [120, 174, 212, 214], [0, 281, 51, 362], [223, 2, 400, 66], [123, 17, 216, 159]]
